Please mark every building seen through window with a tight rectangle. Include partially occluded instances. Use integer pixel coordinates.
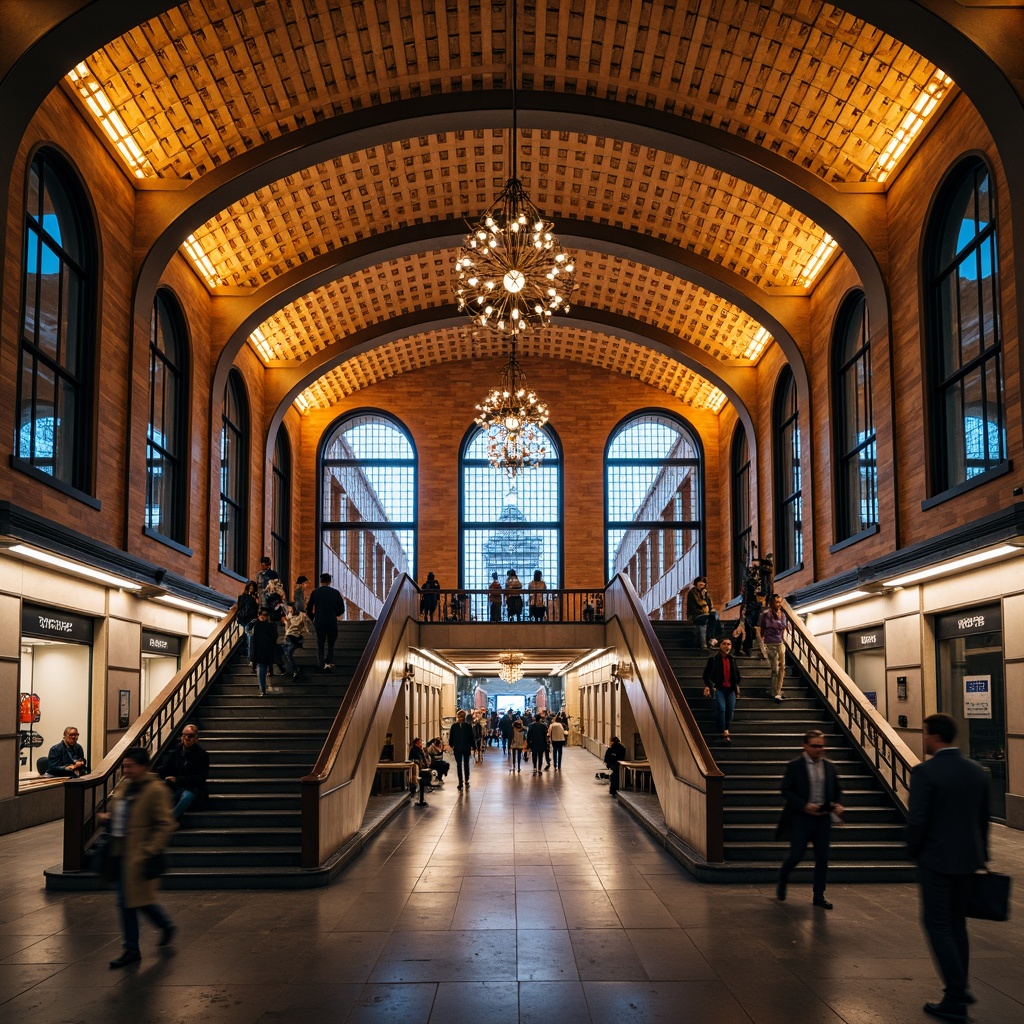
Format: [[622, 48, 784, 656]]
[[460, 425, 561, 620], [319, 412, 415, 617], [606, 412, 703, 619]]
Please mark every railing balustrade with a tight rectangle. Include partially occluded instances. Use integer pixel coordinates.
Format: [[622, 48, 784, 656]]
[[783, 602, 918, 812], [61, 611, 243, 871], [418, 588, 606, 623]]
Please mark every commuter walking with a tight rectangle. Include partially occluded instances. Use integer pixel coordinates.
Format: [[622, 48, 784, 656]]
[[907, 713, 991, 1022], [604, 735, 627, 796], [757, 592, 790, 700], [548, 716, 567, 769], [449, 710, 474, 789], [702, 637, 741, 743], [307, 572, 344, 670], [101, 747, 177, 968], [509, 719, 527, 772], [776, 729, 845, 909], [527, 716, 548, 775]]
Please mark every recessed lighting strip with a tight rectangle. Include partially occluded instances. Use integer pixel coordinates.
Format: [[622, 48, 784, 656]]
[[155, 594, 227, 618], [882, 544, 1019, 588], [872, 70, 954, 183], [182, 234, 222, 288], [66, 63, 155, 179], [8, 543, 142, 590]]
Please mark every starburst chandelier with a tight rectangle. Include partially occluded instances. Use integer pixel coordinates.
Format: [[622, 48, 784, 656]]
[[497, 651, 526, 684], [474, 339, 549, 477], [453, 0, 575, 336]]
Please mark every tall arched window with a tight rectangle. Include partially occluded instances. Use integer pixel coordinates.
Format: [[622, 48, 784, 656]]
[[271, 429, 291, 587], [146, 290, 189, 544], [773, 368, 803, 574], [606, 411, 703, 619], [319, 412, 416, 617], [461, 425, 562, 620], [926, 158, 1005, 492], [17, 148, 95, 493], [832, 291, 877, 542], [219, 370, 249, 577], [731, 426, 751, 594]]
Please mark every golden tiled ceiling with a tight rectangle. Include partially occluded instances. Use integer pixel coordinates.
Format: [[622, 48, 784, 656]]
[[195, 131, 828, 290], [294, 326, 724, 412], [252, 250, 765, 363], [72, 0, 946, 185]]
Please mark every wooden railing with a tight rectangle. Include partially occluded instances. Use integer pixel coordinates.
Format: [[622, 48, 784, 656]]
[[419, 588, 606, 623], [301, 573, 421, 869], [604, 574, 725, 861], [784, 601, 918, 812], [61, 610, 243, 870]]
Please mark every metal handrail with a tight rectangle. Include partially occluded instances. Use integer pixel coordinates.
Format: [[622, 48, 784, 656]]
[[61, 610, 244, 870], [417, 588, 606, 623], [783, 601, 918, 813]]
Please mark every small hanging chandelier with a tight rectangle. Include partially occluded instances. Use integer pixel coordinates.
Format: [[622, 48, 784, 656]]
[[453, 0, 575, 336], [497, 651, 526, 684], [474, 339, 549, 477]]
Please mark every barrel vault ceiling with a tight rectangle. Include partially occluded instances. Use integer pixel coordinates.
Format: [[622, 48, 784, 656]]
[[57, 0, 959, 416]]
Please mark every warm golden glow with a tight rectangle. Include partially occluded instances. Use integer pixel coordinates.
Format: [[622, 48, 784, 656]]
[[742, 326, 773, 362], [182, 234, 222, 288], [294, 391, 313, 415], [66, 63, 154, 179], [872, 70, 954, 183], [798, 234, 837, 288], [250, 327, 275, 362]]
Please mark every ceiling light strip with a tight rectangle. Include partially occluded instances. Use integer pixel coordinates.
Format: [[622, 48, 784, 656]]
[[8, 543, 142, 590], [182, 234, 221, 288], [66, 63, 154, 179], [155, 594, 228, 618], [882, 545, 1019, 588], [872, 70, 954, 183]]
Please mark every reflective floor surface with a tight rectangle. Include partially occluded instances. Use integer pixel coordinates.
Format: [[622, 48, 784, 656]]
[[2, 746, 1023, 1023]]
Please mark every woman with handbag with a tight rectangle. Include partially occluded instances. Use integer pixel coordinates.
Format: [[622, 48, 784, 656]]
[[100, 746, 177, 968]]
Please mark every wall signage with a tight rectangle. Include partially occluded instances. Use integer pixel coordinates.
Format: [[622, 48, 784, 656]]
[[964, 674, 993, 720], [846, 628, 884, 650], [21, 604, 94, 643], [142, 631, 181, 657], [118, 689, 131, 729], [936, 605, 1002, 639]]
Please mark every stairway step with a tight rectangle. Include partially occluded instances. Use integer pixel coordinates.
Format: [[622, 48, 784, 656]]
[[724, 805, 903, 824], [724, 787, 895, 806], [202, 794, 302, 811], [724, 840, 911, 863], [724, 822, 907, 842], [169, 823, 299, 847], [165, 847, 302, 868]]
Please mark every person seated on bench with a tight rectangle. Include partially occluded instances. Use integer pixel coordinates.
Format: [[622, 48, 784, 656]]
[[426, 737, 449, 781], [408, 738, 433, 805], [46, 726, 89, 778]]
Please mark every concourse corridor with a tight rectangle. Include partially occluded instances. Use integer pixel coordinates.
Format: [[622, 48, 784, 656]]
[[1, 746, 1023, 1024]]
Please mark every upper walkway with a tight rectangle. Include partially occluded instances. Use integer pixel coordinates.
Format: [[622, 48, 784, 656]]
[[3, 745, 1023, 1024]]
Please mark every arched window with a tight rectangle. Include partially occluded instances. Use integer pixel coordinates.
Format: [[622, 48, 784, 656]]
[[271, 428, 291, 587], [731, 425, 751, 594], [319, 412, 416, 617], [926, 158, 1005, 491], [219, 370, 249, 577], [773, 368, 803, 574], [606, 411, 703, 619], [146, 290, 189, 543], [17, 148, 95, 493], [832, 291, 877, 541], [461, 425, 561, 620]]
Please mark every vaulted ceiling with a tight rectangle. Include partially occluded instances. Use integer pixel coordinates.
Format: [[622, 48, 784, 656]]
[[11, 0, 1011, 420]]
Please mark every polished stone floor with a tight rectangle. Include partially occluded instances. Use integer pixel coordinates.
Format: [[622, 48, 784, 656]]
[[2, 746, 1023, 1024]]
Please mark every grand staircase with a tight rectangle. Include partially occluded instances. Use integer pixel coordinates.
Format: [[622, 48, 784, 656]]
[[652, 622, 914, 882], [160, 621, 377, 889]]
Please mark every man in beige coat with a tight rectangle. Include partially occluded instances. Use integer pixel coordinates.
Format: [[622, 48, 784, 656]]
[[102, 746, 177, 968]]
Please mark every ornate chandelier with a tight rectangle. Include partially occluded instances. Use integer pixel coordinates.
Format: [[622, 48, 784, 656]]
[[453, 0, 575, 337], [497, 651, 526, 684], [474, 339, 549, 477]]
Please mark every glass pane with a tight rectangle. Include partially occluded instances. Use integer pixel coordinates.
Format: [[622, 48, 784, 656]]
[[54, 375, 76, 483], [146, 441, 164, 531], [63, 268, 83, 377], [938, 172, 978, 267], [17, 358, 37, 460], [36, 244, 60, 363]]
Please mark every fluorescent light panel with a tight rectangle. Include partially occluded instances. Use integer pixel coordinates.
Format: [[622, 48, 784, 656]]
[[872, 70, 954, 183], [793, 589, 871, 615], [9, 543, 142, 590], [155, 594, 227, 617], [182, 234, 221, 288], [883, 545, 1019, 588]]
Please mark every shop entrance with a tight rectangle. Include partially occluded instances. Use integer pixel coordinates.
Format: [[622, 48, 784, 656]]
[[141, 631, 182, 711], [19, 604, 94, 786], [935, 605, 1006, 819], [844, 626, 886, 720]]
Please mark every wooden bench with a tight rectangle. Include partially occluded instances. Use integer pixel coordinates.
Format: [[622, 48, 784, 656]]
[[619, 760, 653, 793], [374, 761, 414, 794]]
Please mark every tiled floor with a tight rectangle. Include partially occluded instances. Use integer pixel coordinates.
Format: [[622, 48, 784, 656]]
[[2, 746, 1023, 1023]]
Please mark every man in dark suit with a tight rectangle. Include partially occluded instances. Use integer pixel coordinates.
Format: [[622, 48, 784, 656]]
[[448, 710, 475, 790], [776, 729, 844, 909], [907, 713, 990, 1022]]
